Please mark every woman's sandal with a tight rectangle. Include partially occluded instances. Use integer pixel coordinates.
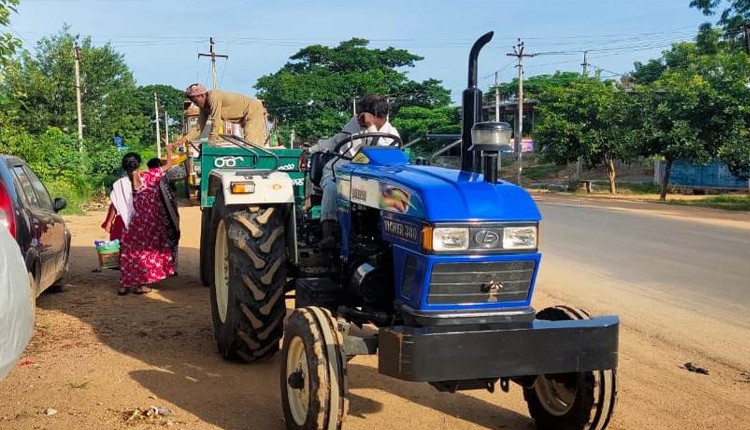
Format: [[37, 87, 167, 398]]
[[130, 286, 152, 295], [117, 287, 130, 296]]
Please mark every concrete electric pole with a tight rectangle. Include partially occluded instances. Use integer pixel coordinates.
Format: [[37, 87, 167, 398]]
[[198, 37, 228, 91], [154, 93, 161, 159], [164, 110, 169, 155], [494, 71, 500, 122], [507, 39, 535, 185], [581, 50, 589, 77], [73, 41, 83, 151]]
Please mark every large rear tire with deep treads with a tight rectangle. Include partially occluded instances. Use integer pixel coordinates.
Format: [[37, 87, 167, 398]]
[[199, 208, 212, 287], [524, 306, 617, 430], [209, 195, 287, 362]]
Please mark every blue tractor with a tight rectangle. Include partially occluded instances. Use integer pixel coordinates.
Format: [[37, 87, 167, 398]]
[[203, 32, 618, 430]]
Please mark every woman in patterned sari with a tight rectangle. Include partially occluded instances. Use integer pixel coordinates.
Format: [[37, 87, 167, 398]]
[[118, 144, 176, 295]]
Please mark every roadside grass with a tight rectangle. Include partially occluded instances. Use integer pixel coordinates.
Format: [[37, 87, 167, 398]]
[[540, 178, 750, 212], [609, 182, 661, 195], [522, 163, 567, 181], [665, 194, 750, 211], [46, 181, 89, 214]]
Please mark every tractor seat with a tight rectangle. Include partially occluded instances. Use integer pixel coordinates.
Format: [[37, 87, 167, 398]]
[[309, 151, 336, 187]]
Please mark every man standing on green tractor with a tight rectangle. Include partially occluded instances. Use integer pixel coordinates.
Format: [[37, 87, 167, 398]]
[[304, 94, 399, 248], [173, 83, 268, 146]]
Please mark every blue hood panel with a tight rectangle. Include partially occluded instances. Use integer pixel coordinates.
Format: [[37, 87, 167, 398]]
[[340, 161, 541, 222]]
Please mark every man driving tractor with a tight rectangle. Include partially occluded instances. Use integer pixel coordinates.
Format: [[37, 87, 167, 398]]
[[302, 94, 399, 248]]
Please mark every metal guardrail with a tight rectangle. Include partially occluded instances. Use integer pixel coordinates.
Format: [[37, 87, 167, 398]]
[[429, 139, 462, 165]]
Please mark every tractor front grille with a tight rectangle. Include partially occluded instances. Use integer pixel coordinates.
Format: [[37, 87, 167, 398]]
[[427, 261, 535, 305]]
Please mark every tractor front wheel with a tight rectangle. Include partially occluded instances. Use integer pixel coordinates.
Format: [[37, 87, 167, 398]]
[[281, 306, 348, 430], [523, 306, 617, 430], [209, 195, 287, 362]]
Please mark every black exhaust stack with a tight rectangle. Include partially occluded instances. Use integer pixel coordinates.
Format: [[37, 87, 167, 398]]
[[461, 31, 494, 173]]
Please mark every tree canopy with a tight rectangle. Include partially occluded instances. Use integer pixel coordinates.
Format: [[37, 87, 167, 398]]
[[255, 38, 452, 141], [637, 41, 750, 195], [534, 78, 636, 193], [0, 25, 185, 209], [690, 0, 750, 53], [0, 0, 20, 67]]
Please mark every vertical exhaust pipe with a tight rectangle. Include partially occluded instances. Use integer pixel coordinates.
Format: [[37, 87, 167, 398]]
[[461, 31, 494, 173]]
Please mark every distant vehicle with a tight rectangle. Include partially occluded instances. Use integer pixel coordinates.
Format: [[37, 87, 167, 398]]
[[0, 155, 71, 296]]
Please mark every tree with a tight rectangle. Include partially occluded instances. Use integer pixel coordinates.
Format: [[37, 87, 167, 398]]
[[634, 42, 750, 199], [690, 0, 750, 53], [489, 71, 582, 101], [2, 26, 138, 146], [255, 38, 451, 141], [390, 105, 461, 157], [534, 78, 637, 194], [0, 0, 20, 68], [130, 84, 186, 149], [0, 25, 188, 209]]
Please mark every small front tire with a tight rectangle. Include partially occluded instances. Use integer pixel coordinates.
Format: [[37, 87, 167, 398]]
[[281, 306, 348, 430], [524, 306, 617, 430]]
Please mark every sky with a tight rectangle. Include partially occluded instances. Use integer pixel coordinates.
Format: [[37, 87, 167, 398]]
[[8, 0, 712, 104]]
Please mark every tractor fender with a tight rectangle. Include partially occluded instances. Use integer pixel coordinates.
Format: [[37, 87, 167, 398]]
[[208, 170, 296, 206]]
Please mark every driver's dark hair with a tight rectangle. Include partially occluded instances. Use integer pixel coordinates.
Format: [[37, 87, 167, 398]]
[[121, 152, 141, 173], [357, 94, 389, 118]]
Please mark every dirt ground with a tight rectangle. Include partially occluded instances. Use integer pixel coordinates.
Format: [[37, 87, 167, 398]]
[[0, 203, 748, 430]]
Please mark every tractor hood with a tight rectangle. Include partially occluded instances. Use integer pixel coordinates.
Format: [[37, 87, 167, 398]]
[[337, 148, 541, 223]]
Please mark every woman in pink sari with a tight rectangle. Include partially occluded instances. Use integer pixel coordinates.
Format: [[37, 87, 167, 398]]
[[118, 144, 176, 295]]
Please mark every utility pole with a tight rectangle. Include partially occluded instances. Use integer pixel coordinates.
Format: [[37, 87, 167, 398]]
[[507, 39, 535, 185], [154, 93, 161, 159], [742, 22, 750, 55], [73, 41, 83, 151], [581, 50, 589, 77], [198, 37, 228, 91], [576, 50, 589, 180], [164, 110, 169, 156], [494, 71, 500, 122]]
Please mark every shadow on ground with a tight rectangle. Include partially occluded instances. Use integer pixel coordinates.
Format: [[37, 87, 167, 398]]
[[36, 240, 532, 430]]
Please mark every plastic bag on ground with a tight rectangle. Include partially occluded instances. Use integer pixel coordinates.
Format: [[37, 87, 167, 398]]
[[0, 226, 34, 380]]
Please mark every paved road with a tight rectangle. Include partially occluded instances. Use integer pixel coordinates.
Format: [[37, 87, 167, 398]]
[[533, 195, 750, 369], [538, 198, 750, 309]]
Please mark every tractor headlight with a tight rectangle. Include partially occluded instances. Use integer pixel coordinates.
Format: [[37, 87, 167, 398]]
[[503, 226, 537, 250], [432, 227, 469, 251]]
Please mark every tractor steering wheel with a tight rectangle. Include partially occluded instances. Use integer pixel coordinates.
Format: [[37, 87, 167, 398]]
[[332, 132, 403, 161]]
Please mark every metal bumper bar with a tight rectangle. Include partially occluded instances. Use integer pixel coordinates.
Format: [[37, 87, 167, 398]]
[[378, 316, 619, 382]]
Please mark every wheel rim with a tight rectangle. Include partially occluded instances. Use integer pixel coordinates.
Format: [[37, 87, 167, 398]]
[[286, 336, 310, 426], [214, 220, 230, 323], [534, 374, 578, 417]]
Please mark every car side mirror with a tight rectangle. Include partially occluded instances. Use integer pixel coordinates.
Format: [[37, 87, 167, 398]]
[[53, 197, 67, 213]]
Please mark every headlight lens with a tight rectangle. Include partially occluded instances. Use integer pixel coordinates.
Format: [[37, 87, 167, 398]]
[[503, 226, 537, 249], [433, 227, 469, 251]]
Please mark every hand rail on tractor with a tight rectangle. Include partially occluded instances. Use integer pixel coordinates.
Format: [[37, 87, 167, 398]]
[[429, 139, 462, 164], [219, 134, 281, 171], [401, 134, 427, 150]]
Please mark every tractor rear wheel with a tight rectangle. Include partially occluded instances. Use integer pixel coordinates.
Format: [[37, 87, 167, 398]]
[[524, 306, 617, 430], [199, 208, 212, 287], [209, 196, 287, 362], [281, 306, 348, 430]]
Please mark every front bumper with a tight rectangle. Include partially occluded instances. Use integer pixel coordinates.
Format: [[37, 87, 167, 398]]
[[378, 316, 619, 382]]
